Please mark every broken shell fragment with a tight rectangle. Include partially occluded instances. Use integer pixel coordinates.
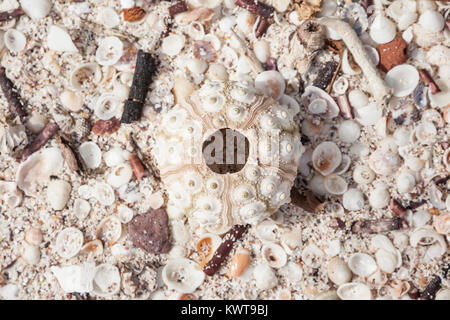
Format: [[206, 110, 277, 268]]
[[261, 242, 287, 269], [254, 70, 285, 100], [327, 257, 352, 285], [312, 141, 342, 176], [348, 253, 377, 277], [46, 179, 71, 211], [96, 36, 124, 66], [0, 181, 23, 208], [47, 25, 78, 53], [96, 216, 122, 246], [429, 79, 450, 108], [369, 16, 396, 44], [228, 248, 251, 278], [79, 141, 102, 169], [20, 0, 51, 20], [324, 174, 348, 195], [162, 258, 205, 293], [337, 282, 372, 300], [4, 29, 26, 52], [342, 188, 364, 211], [92, 264, 121, 297], [253, 263, 278, 290], [117, 204, 134, 224], [93, 182, 115, 206], [55, 227, 84, 259], [50, 262, 96, 293], [385, 64, 419, 98]]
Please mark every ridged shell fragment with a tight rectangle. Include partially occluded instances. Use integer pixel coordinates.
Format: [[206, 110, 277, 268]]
[[162, 259, 205, 293], [55, 227, 84, 259]]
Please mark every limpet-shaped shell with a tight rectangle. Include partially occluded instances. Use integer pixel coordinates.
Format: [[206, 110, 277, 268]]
[[96, 216, 122, 246], [368, 149, 401, 176], [369, 185, 390, 209], [375, 249, 398, 274], [418, 10, 445, 33], [161, 34, 185, 57], [385, 64, 419, 98], [337, 282, 372, 300], [25, 227, 43, 246], [312, 141, 342, 176], [338, 120, 360, 143], [369, 16, 396, 44], [253, 39, 270, 63], [301, 86, 340, 119], [60, 90, 84, 112], [47, 179, 71, 211], [55, 227, 84, 259], [70, 63, 102, 90], [324, 174, 348, 195], [348, 89, 369, 109], [261, 242, 287, 269], [396, 172, 416, 194], [162, 259, 205, 293], [47, 25, 78, 53], [4, 29, 26, 52], [79, 141, 102, 169], [94, 182, 115, 206], [327, 257, 352, 285], [73, 198, 91, 220], [348, 253, 377, 277], [20, 0, 52, 20], [117, 205, 134, 224], [92, 264, 121, 297], [254, 71, 286, 100]]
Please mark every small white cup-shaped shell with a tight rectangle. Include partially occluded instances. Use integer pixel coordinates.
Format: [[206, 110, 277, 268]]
[[92, 264, 121, 297], [301, 243, 324, 268], [4, 29, 26, 52], [348, 89, 369, 109], [353, 165, 375, 185], [228, 248, 251, 278], [343, 188, 365, 211], [312, 141, 342, 176], [369, 15, 397, 44], [55, 227, 84, 259], [96, 36, 124, 66], [261, 242, 287, 269], [332, 76, 349, 95], [107, 163, 133, 188], [219, 16, 236, 33], [253, 263, 278, 290], [375, 249, 398, 274], [253, 39, 270, 63], [162, 258, 205, 293], [94, 93, 122, 120], [47, 179, 71, 211], [25, 227, 43, 246], [79, 141, 102, 169], [104, 146, 128, 167], [368, 149, 401, 176], [47, 25, 78, 53], [324, 174, 348, 195], [60, 89, 84, 112], [186, 58, 208, 74], [117, 204, 134, 224], [348, 253, 377, 277], [148, 191, 165, 210], [21, 242, 40, 265], [73, 198, 91, 220], [161, 34, 185, 56], [396, 172, 416, 194], [25, 111, 47, 134], [369, 186, 390, 209], [96, 216, 122, 246], [338, 120, 360, 143], [337, 282, 372, 300], [418, 10, 445, 33], [414, 121, 437, 144], [385, 64, 420, 98], [254, 70, 286, 100], [98, 7, 120, 29], [94, 182, 115, 206], [327, 257, 352, 285], [206, 63, 228, 81], [70, 63, 102, 90]]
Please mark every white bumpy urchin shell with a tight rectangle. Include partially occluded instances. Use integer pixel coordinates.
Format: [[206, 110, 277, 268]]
[[152, 81, 303, 231]]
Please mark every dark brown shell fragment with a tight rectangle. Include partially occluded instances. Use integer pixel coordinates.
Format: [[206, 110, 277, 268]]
[[92, 118, 120, 135]]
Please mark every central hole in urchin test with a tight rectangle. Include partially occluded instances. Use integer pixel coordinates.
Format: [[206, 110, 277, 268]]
[[202, 128, 250, 174]]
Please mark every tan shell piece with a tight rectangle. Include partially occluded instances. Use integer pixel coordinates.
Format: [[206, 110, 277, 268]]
[[152, 81, 303, 230]]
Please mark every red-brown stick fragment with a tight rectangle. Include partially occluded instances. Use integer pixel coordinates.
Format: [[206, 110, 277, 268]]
[[351, 218, 408, 233], [419, 69, 441, 94], [234, 0, 274, 19], [0, 8, 25, 22], [168, 1, 188, 18], [336, 94, 353, 120], [22, 122, 59, 160], [255, 17, 271, 38], [203, 224, 249, 276], [0, 67, 27, 118], [130, 153, 146, 179]]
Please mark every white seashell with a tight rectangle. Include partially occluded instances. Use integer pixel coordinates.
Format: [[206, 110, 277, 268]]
[[261, 242, 287, 269], [0, 180, 23, 208], [368, 148, 401, 176], [104, 146, 128, 167], [107, 163, 133, 188], [50, 262, 96, 293], [436, 289, 450, 300], [185, 58, 208, 74], [149, 191, 165, 210], [369, 16, 396, 44], [60, 90, 84, 112], [236, 11, 256, 35], [324, 174, 348, 195], [348, 253, 377, 277], [161, 34, 185, 57], [280, 225, 302, 253], [364, 45, 379, 66], [79, 141, 102, 169], [279, 261, 303, 283], [354, 102, 382, 126], [413, 210, 431, 228], [418, 10, 445, 33], [94, 182, 115, 206], [162, 259, 204, 293], [4, 29, 26, 52], [25, 227, 43, 246], [342, 188, 365, 211], [396, 172, 416, 194], [337, 120, 360, 143], [255, 219, 278, 242], [47, 179, 71, 211], [98, 7, 120, 29], [375, 249, 398, 274], [301, 243, 324, 268], [253, 263, 278, 290], [414, 121, 437, 144], [311, 141, 342, 176], [92, 264, 121, 297], [429, 79, 450, 108], [21, 241, 40, 265], [302, 86, 340, 119], [73, 198, 91, 220], [348, 89, 369, 109], [352, 165, 375, 185], [254, 71, 285, 100], [47, 25, 78, 53], [327, 257, 352, 285], [206, 63, 228, 81], [218, 16, 236, 33], [332, 76, 349, 95], [55, 227, 84, 259], [402, 27, 414, 42], [253, 39, 270, 63], [96, 216, 122, 246], [393, 127, 411, 147], [334, 154, 351, 175], [94, 93, 122, 120], [117, 204, 134, 224], [236, 56, 252, 74], [120, 0, 134, 9], [70, 63, 102, 91], [337, 282, 372, 300], [25, 111, 47, 134], [95, 36, 124, 66], [0, 284, 19, 299], [369, 185, 390, 209], [16, 148, 63, 196], [385, 64, 419, 98], [20, 0, 51, 20]]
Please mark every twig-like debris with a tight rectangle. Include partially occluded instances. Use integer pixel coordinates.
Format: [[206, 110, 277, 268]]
[[21, 122, 59, 160], [168, 1, 188, 18], [419, 69, 441, 94], [255, 17, 270, 38], [406, 199, 427, 210], [130, 154, 146, 180], [0, 8, 25, 22], [336, 94, 353, 119], [234, 0, 274, 19], [290, 188, 325, 213], [121, 50, 158, 124], [203, 224, 249, 276], [0, 67, 27, 119], [432, 174, 450, 185], [351, 218, 408, 233], [316, 17, 392, 108]]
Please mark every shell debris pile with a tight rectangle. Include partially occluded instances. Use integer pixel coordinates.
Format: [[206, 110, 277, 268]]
[[0, 0, 449, 301]]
